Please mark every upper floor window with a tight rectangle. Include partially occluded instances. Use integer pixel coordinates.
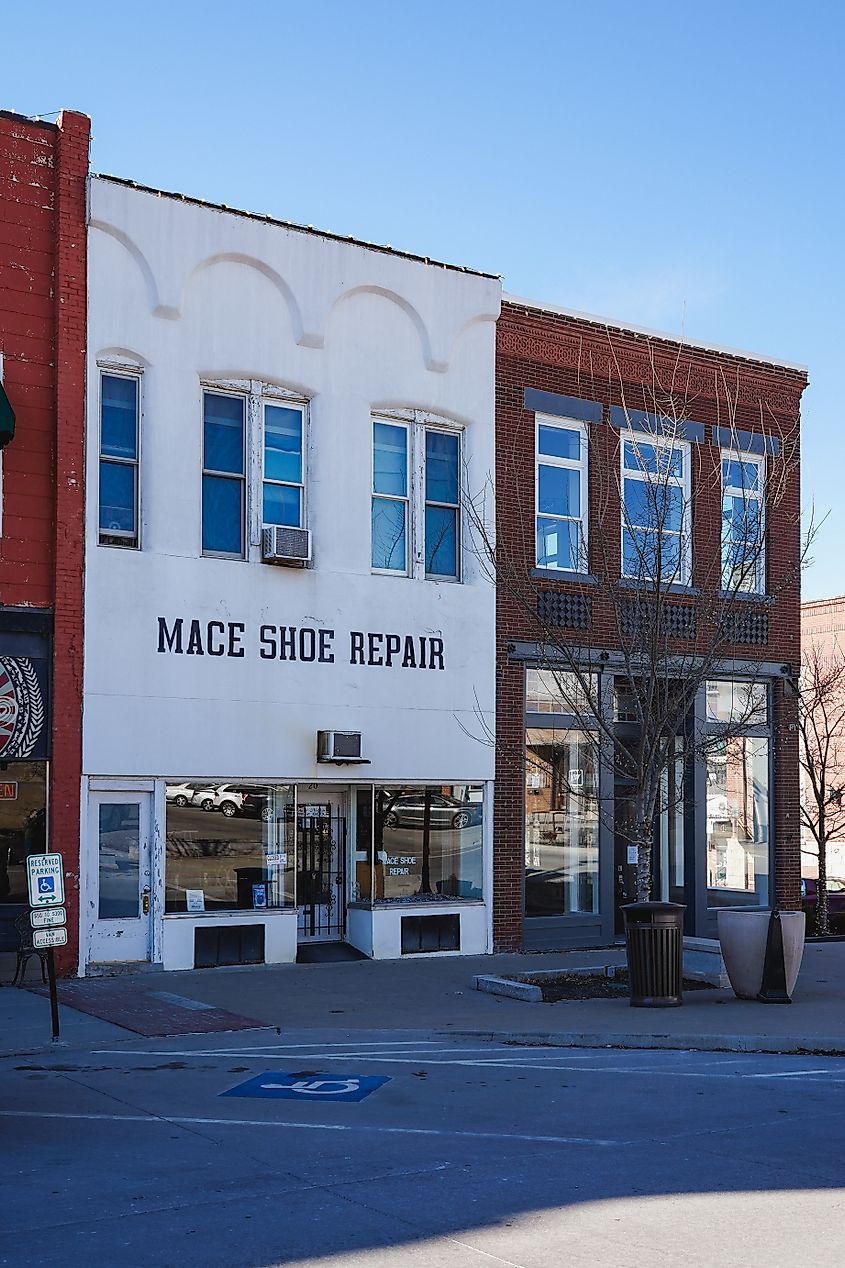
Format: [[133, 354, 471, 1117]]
[[372, 421, 409, 573], [202, 392, 245, 558], [721, 452, 764, 594], [263, 403, 305, 529], [425, 430, 460, 578], [535, 416, 587, 572], [371, 416, 462, 580], [99, 372, 140, 548], [621, 433, 690, 584]]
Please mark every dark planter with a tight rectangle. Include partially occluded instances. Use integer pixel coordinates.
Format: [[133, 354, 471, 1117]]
[[621, 901, 686, 1008]]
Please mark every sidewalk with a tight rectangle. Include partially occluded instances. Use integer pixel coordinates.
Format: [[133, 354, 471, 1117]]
[[2, 942, 844, 1057]]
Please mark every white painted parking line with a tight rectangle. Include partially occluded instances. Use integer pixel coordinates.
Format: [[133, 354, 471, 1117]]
[[0, 1108, 618, 1147], [91, 1044, 557, 1061], [73, 1045, 845, 1082], [747, 1068, 836, 1079]]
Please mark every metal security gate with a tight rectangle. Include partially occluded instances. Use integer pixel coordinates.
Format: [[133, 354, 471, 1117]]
[[296, 806, 347, 941]]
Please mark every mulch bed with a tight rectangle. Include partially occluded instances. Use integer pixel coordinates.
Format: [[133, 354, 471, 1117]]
[[515, 971, 712, 1003]]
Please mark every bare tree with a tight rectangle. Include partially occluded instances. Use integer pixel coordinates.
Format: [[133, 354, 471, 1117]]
[[797, 639, 845, 936], [468, 335, 806, 905]]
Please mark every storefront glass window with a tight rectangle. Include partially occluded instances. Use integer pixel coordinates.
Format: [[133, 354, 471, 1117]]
[[706, 737, 769, 906], [525, 729, 599, 916], [706, 680, 768, 726], [165, 782, 295, 912], [0, 762, 48, 906], [367, 785, 484, 903], [526, 669, 595, 715]]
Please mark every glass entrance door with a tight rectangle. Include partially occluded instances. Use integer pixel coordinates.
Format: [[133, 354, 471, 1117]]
[[613, 738, 685, 934], [296, 792, 347, 942], [89, 791, 153, 963]]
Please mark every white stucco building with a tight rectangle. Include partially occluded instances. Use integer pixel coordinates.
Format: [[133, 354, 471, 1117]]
[[80, 175, 500, 972]]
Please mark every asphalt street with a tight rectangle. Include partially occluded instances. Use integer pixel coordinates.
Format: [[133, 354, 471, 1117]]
[[1, 1028, 844, 1267]]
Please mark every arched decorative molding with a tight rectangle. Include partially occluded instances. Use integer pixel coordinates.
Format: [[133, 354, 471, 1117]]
[[197, 370, 318, 401], [370, 401, 476, 430], [444, 312, 498, 367], [182, 253, 317, 346], [326, 285, 439, 371], [95, 346, 150, 369], [89, 220, 171, 318]]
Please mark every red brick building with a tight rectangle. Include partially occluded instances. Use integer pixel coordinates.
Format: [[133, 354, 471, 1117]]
[[0, 109, 89, 973], [494, 297, 808, 950]]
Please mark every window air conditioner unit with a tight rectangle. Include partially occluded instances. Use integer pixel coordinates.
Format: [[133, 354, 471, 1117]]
[[261, 525, 311, 566], [317, 730, 369, 764]]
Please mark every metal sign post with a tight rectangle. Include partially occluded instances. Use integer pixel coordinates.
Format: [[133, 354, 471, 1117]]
[[26, 853, 66, 1043], [45, 950, 60, 1042]]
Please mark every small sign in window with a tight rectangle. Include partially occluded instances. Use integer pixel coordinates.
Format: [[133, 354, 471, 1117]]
[[0, 782, 18, 800]]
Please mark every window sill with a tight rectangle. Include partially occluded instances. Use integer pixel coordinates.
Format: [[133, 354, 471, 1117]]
[[717, 590, 774, 605], [371, 570, 462, 584], [348, 897, 485, 910], [531, 568, 597, 584], [164, 907, 295, 919], [617, 577, 699, 597]]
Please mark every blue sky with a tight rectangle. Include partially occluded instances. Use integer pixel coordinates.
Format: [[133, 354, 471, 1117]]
[[5, 1, 842, 598]]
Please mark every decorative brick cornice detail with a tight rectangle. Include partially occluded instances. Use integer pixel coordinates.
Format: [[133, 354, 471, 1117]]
[[498, 328, 803, 418]]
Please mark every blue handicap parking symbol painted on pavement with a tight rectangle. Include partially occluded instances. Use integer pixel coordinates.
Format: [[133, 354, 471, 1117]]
[[38, 877, 55, 894], [221, 1072, 390, 1103]]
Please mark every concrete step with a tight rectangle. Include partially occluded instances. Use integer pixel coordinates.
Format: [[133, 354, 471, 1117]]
[[683, 937, 729, 988]]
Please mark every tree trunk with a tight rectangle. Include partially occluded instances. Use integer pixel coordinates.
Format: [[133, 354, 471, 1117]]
[[817, 813, 830, 937], [634, 817, 653, 903], [419, 788, 433, 896]]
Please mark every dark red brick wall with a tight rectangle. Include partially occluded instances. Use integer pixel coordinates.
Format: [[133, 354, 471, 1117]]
[[494, 301, 807, 949], [0, 109, 89, 974]]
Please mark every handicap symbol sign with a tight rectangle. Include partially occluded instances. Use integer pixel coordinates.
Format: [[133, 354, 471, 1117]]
[[38, 877, 55, 895], [221, 1071, 390, 1103]]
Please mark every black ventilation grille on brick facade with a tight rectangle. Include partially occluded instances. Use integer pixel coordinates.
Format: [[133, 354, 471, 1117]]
[[537, 590, 592, 630], [620, 601, 697, 641], [721, 610, 769, 646]]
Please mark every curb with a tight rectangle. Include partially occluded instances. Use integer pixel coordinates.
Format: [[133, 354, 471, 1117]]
[[446, 1030, 845, 1056]]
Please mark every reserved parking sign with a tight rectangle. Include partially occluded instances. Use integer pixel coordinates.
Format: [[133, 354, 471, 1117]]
[[26, 854, 65, 907]]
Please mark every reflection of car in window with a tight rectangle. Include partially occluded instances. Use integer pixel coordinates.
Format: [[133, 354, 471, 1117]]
[[166, 782, 210, 808], [382, 793, 482, 831], [182, 784, 273, 820]]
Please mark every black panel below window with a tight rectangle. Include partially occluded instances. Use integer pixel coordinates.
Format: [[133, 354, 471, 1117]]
[[401, 913, 460, 954], [194, 923, 265, 968]]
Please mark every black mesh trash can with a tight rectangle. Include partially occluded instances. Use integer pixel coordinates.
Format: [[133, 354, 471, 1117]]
[[621, 902, 686, 1008]]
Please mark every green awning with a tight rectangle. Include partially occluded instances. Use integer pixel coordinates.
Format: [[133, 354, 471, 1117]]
[[0, 380, 15, 448]]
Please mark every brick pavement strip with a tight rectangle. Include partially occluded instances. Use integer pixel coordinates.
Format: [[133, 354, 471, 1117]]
[[27, 979, 263, 1036]]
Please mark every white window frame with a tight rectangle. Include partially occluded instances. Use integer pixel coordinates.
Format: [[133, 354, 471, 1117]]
[[98, 367, 142, 549], [201, 388, 247, 560], [261, 399, 307, 533], [620, 430, 691, 585], [199, 381, 309, 563], [534, 414, 589, 573], [371, 411, 463, 582], [422, 424, 462, 581], [371, 418, 411, 577], [720, 449, 765, 595]]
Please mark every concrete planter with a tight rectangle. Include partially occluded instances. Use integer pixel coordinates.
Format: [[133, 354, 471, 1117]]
[[717, 909, 806, 1001]]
